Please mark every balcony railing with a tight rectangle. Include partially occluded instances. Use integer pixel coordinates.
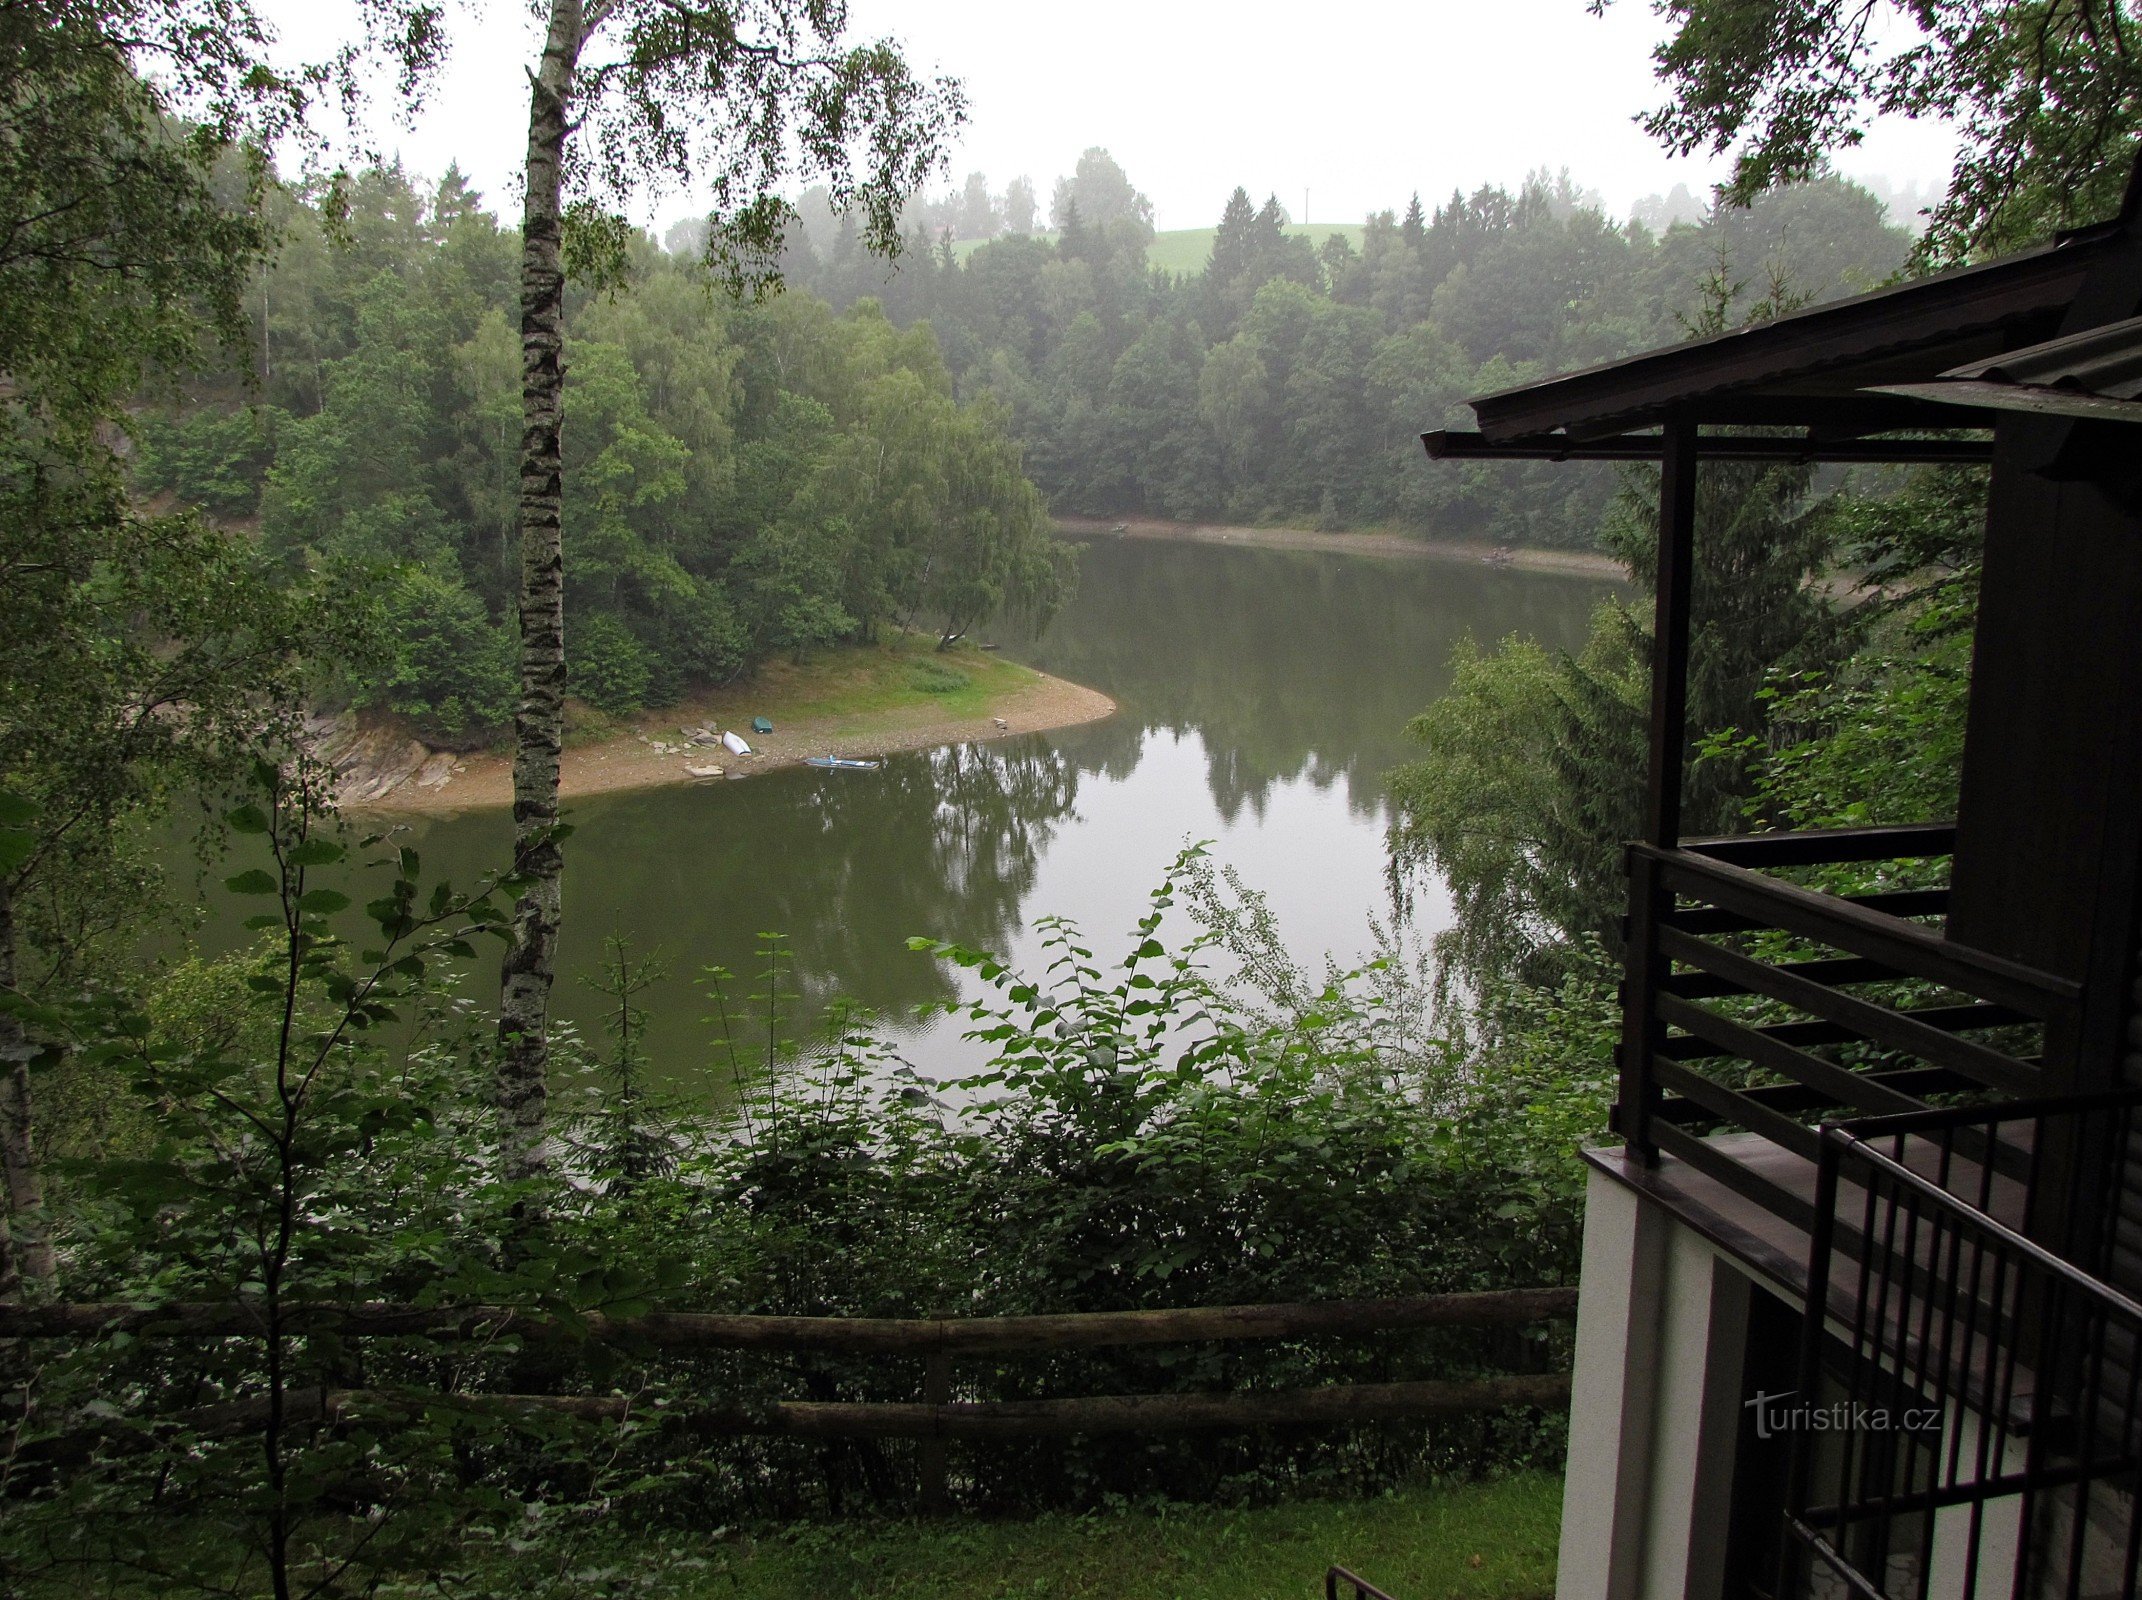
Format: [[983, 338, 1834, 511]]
[[1783, 1093, 2142, 1600], [1616, 823, 2084, 1236]]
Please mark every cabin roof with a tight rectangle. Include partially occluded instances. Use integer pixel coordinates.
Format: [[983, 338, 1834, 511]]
[[1440, 215, 2137, 453], [1872, 311, 2142, 424], [1954, 309, 2142, 397]]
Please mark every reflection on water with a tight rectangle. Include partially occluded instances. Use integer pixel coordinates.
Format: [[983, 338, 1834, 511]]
[[244, 538, 1613, 1094]]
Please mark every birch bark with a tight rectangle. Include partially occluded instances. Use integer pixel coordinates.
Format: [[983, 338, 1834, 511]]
[[496, 0, 587, 1185]]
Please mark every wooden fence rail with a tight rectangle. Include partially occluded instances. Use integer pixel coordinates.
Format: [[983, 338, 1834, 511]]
[[0, 1286, 1577, 1354], [140, 1371, 1574, 1442], [10, 1288, 1578, 1502]]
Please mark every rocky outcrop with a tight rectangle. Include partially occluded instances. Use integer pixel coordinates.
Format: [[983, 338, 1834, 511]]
[[306, 712, 469, 807]]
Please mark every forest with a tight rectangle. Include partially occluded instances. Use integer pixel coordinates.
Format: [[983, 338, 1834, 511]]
[[136, 169, 1072, 744], [771, 151, 1914, 541], [124, 151, 1922, 767], [134, 151, 1914, 749], [4, 0, 2139, 1593]]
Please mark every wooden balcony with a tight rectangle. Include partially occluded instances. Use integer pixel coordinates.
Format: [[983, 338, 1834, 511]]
[[1597, 827, 2142, 1596], [1603, 822, 2085, 1294]]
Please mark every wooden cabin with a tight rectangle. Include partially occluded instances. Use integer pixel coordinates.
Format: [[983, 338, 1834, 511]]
[[1423, 162, 2142, 1600]]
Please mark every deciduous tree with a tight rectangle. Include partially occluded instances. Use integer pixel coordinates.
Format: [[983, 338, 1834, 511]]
[[481, 0, 962, 1185], [0, 0, 367, 1292], [1600, 0, 2142, 260]]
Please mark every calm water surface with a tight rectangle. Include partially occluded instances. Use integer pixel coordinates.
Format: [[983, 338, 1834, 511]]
[[340, 538, 1611, 1093]]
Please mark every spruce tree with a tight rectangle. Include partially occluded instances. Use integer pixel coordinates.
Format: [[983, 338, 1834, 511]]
[[1400, 191, 1428, 248], [1056, 198, 1090, 263], [1210, 186, 1259, 284]]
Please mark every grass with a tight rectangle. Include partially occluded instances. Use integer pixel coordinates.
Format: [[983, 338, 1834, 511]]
[[1145, 223, 1368, 278], [641, 634, 1044, 742], [949, 223, 1370, 278], [674, 1474, 1563, 1600], [26, 1477, 1561, 1598]]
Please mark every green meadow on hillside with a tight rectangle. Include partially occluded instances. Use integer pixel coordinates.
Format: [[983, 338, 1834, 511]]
[[951, 221, 1367, 273]]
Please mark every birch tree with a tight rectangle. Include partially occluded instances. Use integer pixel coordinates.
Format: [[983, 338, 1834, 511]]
[[492, 0, 963, 1182]]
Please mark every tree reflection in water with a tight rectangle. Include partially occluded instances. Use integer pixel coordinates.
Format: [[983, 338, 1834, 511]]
[[339, 539, 1608, 1103]]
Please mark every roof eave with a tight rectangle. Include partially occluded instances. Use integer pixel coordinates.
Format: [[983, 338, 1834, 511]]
[[1465, 225, 2125, 444]]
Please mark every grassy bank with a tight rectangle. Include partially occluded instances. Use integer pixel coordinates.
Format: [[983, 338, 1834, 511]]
[[688, 633, 1044, 733], [19, 1478, 1562, 1597], [1144, 222, 1368, 276], [353, 634, 1116, 810], [624, 1475, 1561, 1599]]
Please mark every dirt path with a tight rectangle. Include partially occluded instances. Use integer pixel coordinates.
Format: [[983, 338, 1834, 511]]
[[346, 670, 1115, 816], [1054, 515, 1627, 580]]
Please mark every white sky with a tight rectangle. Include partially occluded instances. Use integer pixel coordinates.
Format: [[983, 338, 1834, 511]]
[[261, 0, 1959, 232]]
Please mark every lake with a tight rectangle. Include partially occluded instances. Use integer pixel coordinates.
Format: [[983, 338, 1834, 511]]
[[341, 536, 1612, 1093]]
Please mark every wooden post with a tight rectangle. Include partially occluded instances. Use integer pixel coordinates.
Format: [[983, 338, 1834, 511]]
[[1646, 416, 1698, 850], [918, 1345, 950, 1513], [1618, 417, 1699, 1164], [1616, 846, 1664, 1163]]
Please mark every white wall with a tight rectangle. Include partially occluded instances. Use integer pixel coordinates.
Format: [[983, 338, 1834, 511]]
[[1554, 1165, 1762, 1600]]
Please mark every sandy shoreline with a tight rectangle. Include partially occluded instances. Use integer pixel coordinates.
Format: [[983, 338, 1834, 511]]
[[346, 517, 1600, 816], [346, 668, 1116, 816], [1054, 515, 1628, 580]]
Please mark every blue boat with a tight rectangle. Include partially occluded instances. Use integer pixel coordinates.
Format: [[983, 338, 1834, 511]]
[[804, 756, 881, 771], [751, 716, 774, 734]]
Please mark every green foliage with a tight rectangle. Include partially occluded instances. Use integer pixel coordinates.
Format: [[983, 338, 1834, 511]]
[[1388, 270, 1852, 991], [369, 563, 520, 741], [1386, 607, 1649, 989], [533, 0, 967, 301], [133, 406, 279, 518], [782, 163, 1913, 547], [3, 763, 525, 1595], [143, 172, 1074, 734], [0, 845, 1589, 1584], [1615, 0, 2142, 262], [1699, 464, 1987, 839], [571, 611, 659, 715]]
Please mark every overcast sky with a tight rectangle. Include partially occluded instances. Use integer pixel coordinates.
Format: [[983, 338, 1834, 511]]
[[263, 0, 1959, 233]]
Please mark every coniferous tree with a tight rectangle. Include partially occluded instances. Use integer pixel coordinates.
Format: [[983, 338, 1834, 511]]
[[1400, 191, 1427, 248], [1055, 198, 1090, 264], [957, 170, 998, 239], [1210, 187, 1259, 282]]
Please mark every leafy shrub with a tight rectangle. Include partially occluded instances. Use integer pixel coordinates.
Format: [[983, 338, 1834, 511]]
[[368, 563, 518, 743], [572, 610, 657, 713], [906, 657, 968, 694], [133, 406, 279, 518], [635, 580, 749, 704], [3, 825, 1593, 1589]]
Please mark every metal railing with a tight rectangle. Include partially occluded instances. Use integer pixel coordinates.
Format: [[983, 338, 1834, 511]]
[[1327, 1566, 1403, 1600], [1783, 1091, 2142, 1600], [1616, 825, 2081, 1229]]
